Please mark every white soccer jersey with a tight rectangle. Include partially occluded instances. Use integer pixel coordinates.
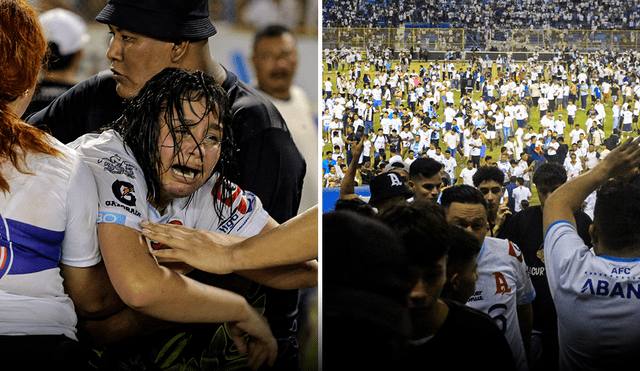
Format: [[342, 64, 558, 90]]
[[545, 221, 640, 370], [467, 237, 535, 371], [70, 130, 269, 239], [0, 135, 101, 340]]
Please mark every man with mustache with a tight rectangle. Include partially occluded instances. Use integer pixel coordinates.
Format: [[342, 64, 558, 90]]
[[251, 24, 317, 216]]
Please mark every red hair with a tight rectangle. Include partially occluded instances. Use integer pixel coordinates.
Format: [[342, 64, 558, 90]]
[[0, 0, 59, 193]]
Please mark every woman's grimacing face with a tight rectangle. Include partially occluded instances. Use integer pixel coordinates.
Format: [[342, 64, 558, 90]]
[[156, 98, 222, 206]]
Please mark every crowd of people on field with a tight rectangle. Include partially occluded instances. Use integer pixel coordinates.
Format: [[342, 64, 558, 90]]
[[321, 47, 640, 195]]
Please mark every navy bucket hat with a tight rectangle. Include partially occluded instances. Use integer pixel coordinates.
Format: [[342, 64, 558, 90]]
[[96, 0, 217, 41]]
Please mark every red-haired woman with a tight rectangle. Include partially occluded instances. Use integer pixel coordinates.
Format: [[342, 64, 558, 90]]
[[0, 1, 122, 368]]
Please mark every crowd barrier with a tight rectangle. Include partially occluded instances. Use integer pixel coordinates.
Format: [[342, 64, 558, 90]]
[[323, 27, 640, 54], [322, 185, 371, 213]]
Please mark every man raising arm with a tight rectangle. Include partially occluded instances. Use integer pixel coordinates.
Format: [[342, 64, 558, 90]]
[[542, 136, 640, 370]]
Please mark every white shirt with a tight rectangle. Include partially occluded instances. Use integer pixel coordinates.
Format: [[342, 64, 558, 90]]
[[467, 237, 535, 371], [459, 167, 477, 185], [469, 137, 482, 156], [512, 186, 531, 212], [510, 164, 524, 179], [442, 156, 457, 180], [545, 222, 640, 370], [570, 128, 586, 144], [444, 131, 459, 150], [585, 150, 600, 169], [71, 130, 269, 237], [0, 135, 101, 340]]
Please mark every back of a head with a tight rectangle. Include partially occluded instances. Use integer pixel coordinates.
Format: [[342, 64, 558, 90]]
[[333, 197, 376, 217], [410, 157, 442, 180], [472, 165, 505, 187], [377, 202, 450, 273], [532, 162, 567, 189], [323, 210, 413, 368], [593, 177, 640, 251], [0, 0, 47, 108], [446, 225, 481, 274], [441, 225, 481, 303], [39, 8, 89, 70], [0, 0, 53, 193]]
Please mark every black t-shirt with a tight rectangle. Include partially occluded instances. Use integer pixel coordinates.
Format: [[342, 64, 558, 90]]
[[21, 79, 75, 122], [27, 69, 305, 369], [605, 134, 620, 151], [556, 143, 569, 162], [486, 116, 496, 131], [360, 168, 377, 185], [406, 299, 517, 370], [388, 135, 401, 153]]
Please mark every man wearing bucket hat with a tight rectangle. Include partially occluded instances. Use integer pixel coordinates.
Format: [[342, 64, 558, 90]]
[[28, 1, 307, 370], [28, 0, 305, 225]]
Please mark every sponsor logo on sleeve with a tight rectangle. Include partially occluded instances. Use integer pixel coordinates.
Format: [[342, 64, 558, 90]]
[[112, 180, 137, 206], [106, 180, 141, 217], [98, 154, 137, 178]]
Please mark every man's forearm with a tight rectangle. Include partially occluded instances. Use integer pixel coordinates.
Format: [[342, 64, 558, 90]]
[[544, 137, 640, 232]]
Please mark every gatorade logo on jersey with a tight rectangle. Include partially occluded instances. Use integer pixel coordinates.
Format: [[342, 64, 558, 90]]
[[112, 180, 137, 207]]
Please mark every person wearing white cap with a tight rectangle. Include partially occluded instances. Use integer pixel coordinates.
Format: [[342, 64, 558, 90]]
[[22, 8, 89, 120]]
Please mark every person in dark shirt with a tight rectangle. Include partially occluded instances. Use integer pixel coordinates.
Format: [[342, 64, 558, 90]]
[[502, 162, 592, 371], [377, 202, 517, 371]]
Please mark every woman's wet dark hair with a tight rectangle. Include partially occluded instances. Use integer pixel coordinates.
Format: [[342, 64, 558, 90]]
[[110, 67, 236, 218]]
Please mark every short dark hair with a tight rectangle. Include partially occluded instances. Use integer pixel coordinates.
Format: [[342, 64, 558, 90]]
[[472, 166, 505, 187], [442, 225, 481, 301], [532, 162, 567, 194], [46, 42, 78, 70], [334, 198, 376, 217], [409, 157, 442, 180], [253, 24, 293, 50], [445, 225, 481, 272], [377, 202, 450, 273], [440, 184, 488, 211], [593, 177, 640, 250]]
